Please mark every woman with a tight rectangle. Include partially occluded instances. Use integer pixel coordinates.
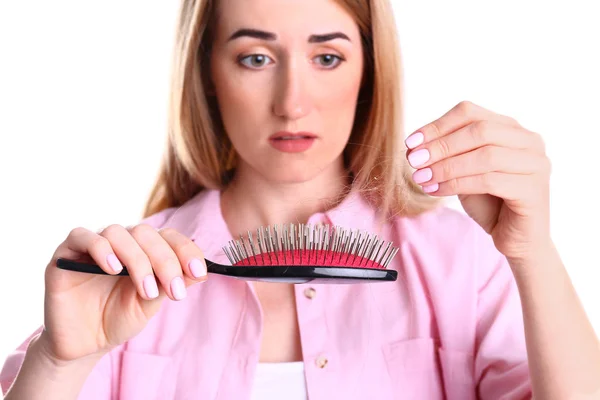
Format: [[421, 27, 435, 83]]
[[2, 0, 599, 398]]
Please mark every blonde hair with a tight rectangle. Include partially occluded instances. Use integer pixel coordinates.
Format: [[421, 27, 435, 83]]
[[142, 0, 441, 219]]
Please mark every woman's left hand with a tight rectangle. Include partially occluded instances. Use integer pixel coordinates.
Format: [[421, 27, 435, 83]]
[[404, 100, 552, 263]]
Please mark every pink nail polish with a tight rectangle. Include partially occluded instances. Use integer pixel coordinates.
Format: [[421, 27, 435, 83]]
[[189, 258, 207, 278], [106, 254, 122, 273], [408, 149, 430, 168], [412, 168, 433, 184], [143, 275, 159, 299], [171, 277, 187, 300], [422, 183, 439, 193], [405, 131, 424, 149]]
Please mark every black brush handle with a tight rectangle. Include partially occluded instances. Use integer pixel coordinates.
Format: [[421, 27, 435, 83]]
[[56, 258, 127, 275], [55, 258, 223, 276]]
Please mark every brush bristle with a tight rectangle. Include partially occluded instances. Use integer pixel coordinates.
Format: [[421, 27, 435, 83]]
[[222, 223, 399, 269]]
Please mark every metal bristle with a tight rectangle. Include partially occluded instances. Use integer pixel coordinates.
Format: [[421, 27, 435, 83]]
[[227, 240, 239, 263], [273, 225, 280, 253], [239, 235, 249, 260], [384, 247, 400, 268], [221, 222, 399, 268], [366, 237, 380, 262], [284, 224, 290, 263], [247, 231, 258, 264], [257, 227, 265, 255], [378, 242, 392, 266], [223, 245, 235, 264], [289, 224, 295, 263], [371, 239, 384, 262], [267, 226, 279, 264]]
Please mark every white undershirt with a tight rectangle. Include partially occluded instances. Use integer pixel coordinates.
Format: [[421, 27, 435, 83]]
[[250, 362, 307, 400]]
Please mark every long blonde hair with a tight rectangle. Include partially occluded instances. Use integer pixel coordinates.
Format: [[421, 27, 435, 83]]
[[142, 0, 441, 219]]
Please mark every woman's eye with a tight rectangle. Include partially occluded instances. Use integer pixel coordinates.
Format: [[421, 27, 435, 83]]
[[239, 54, 273, 68], [314, 54, 342, 68]]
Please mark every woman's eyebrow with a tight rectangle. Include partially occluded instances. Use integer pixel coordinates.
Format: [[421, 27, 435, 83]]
[[309, 32, 350, 43], [227, 28, 351, 43], [228, 28, 276, 41]]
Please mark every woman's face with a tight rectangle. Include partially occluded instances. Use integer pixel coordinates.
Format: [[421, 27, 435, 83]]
[[210, 0, 364, 184]]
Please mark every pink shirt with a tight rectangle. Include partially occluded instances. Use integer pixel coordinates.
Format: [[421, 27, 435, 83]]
[[1, 189, 532, 399]]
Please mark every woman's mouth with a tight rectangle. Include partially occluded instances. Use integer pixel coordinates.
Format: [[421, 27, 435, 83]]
[[269, 131, 317, 153]]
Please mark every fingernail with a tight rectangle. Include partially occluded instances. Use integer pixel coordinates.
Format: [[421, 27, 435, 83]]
[[405, 131, 424, 149], [189, 258, 207, 278], [408, 148, 430, 168], [422, 183, 439, 193], [143, 275, 159, 299], [412, 168, 432, 184], [106, 254, 122, 273], [171, 277, 187, 300]]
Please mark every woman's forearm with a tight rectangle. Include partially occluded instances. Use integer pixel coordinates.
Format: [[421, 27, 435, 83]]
[[4, 332, 103, 400], [510, 242, 600, 400]]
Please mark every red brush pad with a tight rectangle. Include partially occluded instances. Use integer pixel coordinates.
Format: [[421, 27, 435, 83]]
[[233, 250, 385, 269]]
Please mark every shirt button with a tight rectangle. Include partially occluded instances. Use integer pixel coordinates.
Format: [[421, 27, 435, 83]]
[[304, 287, 316, 299], [315, 356, 328, 369]]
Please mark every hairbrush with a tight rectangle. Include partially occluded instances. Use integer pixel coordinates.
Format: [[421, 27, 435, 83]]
[[56, 223, 399, 284]]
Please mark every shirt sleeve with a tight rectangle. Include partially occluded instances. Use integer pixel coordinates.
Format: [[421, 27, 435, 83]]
[[1, 327, 43, 395], [1, 329, 118, 399], [1, 206, 178, 398], [473, 227, 533, 399]]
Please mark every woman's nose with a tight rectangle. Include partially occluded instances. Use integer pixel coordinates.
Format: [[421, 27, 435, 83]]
[[272, 61, 313, 120]]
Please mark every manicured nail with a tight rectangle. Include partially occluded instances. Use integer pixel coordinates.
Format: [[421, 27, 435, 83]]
[[170, 277, 187, 300], [408, 148, 430, 168], [106, 254, 122, 273], [143, 275, 159, 299], [189, 258, 207, 278], [422, 183, 439, 193], [405, 131, 424, 149], [412, 168, 432, 184]]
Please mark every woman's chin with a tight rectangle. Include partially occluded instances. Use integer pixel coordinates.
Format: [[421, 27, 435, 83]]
[[260, 163, 336, 185], [264, 169, 319, 184], [236, 154, 346, 186]]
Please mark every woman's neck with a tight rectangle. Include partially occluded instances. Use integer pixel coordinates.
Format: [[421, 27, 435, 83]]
[[220, 159, 349, 236]]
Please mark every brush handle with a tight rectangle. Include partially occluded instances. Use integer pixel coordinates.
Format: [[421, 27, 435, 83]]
[[55, 258, 222, 276]]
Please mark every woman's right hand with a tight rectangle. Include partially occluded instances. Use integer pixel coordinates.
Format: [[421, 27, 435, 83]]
[[37, 224, 208, 365]]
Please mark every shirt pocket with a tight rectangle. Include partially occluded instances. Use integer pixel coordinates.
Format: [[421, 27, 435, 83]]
[[382, 337, 477, 400], [119, 350, 177, 400]]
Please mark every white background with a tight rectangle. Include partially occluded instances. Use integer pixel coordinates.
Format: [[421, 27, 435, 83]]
[[0, 0, 599, 394]]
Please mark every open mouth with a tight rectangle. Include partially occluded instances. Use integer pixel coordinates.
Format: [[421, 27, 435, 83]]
[[273, 135, 314, 140], [270, 131, 318, 140], [268, 131, 317, 153]]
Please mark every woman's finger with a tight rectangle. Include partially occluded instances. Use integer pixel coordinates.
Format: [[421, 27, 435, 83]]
[[62, 227, 123, 275], [158, 228, 208, 282], [101, 224, 162, 301], [407, 120, 545, 170], [423, 171, 538, 203], [126, 224, 188, 302], [412, 146, 551, 186], [405, 100, 521, 150]]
